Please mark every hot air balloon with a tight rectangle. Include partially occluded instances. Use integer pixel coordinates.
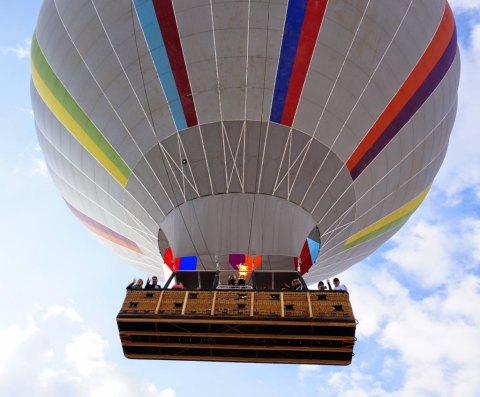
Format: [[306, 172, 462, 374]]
[[31, 0, 459, 364]]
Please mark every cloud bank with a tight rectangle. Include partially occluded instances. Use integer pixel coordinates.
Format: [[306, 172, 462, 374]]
[[0, 305, 175, 397]]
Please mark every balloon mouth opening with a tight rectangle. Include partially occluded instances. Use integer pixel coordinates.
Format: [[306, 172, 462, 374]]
[[158, 217, 321, 276]]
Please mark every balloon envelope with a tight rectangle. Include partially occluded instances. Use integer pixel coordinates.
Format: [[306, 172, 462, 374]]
[[31, 0, 459, 283]]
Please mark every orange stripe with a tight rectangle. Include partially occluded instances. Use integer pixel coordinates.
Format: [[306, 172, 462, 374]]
[[347, 3, 455, 172]]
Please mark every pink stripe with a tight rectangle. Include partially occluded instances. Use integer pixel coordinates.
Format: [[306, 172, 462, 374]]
[[82, 221, 143, 254], [66, 201, 143, 254]]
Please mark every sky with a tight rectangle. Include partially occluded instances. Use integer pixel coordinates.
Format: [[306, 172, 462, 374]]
[[1, 1, 480, 396]]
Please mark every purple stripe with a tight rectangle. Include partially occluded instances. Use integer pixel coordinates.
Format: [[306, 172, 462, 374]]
[[229, 254, 245, 270], [65, 201, 140, 249], [350, 29, 458, 180]]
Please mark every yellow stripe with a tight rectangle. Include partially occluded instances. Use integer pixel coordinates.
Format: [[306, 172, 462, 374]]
[[31, 62, 129, 187], [344, 186, 431, 246]]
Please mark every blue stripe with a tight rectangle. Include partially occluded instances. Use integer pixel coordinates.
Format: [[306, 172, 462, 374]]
[[307, 237, 320, 262], [179, 256, 197, 270], [270, 0, 308, 123], [134, 0, 187, 130]]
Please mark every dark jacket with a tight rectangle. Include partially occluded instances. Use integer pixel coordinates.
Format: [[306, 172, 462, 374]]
[[145, 281, 162, 289]]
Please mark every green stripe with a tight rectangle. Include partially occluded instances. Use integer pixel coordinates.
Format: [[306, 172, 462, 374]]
[[31, 35, 131, 180], [342, 213, 412, 251]]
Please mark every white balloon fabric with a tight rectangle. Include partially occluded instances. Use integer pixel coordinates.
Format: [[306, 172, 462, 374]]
[[31, 0, 459, 283]]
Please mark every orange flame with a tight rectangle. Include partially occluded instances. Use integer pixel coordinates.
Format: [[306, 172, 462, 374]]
[[238, 263, 248, 279], [237, 255, 262, 279]]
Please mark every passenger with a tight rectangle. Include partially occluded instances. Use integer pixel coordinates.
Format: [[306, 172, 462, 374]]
[[171, 281, 184, 290], [333, 277, 348, 292], [145, 276, 162, 289], [237, 277, 246, 287], [318, 280, 332, 290], [228, 275, 237, 286], [126, 278, 144, 290], [291, 278, 303, 291], [283, 278, 303, 291]]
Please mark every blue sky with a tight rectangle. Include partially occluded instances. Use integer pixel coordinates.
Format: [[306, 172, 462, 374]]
[[1, 1, 480, 396]]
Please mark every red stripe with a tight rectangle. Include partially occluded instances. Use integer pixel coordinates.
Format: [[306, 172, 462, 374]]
[[294, 240, 313, 275], [153, 0, 197, 127], [347, 3, 455, 172], [174, 257, 181, 270], [164, 247, 174, 269], [281, 0, 328, 126]]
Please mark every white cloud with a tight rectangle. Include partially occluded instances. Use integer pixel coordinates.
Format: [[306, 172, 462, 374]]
[[324, 276, 480, 396], [347, 267, 408, 338], [442, 274, 480, 323], [38, 368, 77, 385], [43, 305, 83, 323], [7, 144, 49, 180], [380, 296, 480, 365], [1, 39, 31, 59], [0, 310, 175, 397], [304, 214, 480, 397], [449, 0, 480, 10], [333, 208, 480, 397], [325, 370, 385, 397], [297, 364, 321, 382], [62, 330, 172, 397], [384, 220, 456, 287], [435, 21, 480, 199], [461, 217, 480, 263], [0, 317, 54, 397], [29, 158, 48, 177], [37, 369, 81, 397], [158, 388, 176, 397], [16, 106, 34, 118], [65, 331, 107, 376], [0, 317, 52, 378]]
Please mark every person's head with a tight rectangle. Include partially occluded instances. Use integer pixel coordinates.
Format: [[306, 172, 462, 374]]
[[292, 278, 300, 287], [137, 278, 144, 287], [151, 276, 158, 285], [333, 277, 340, 287], [228, 275, 237, 285], [171, 281, 181, 289], [318, 281, 325, 290]]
